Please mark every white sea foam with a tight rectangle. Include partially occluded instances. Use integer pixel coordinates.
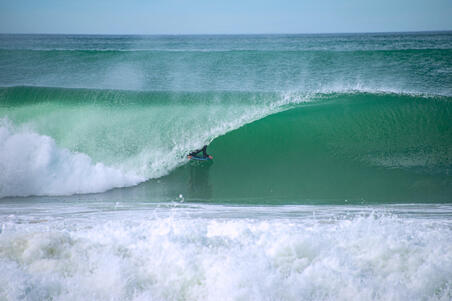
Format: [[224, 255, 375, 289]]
[[0, 119, 144, 198], [0, 204, 451, 301]]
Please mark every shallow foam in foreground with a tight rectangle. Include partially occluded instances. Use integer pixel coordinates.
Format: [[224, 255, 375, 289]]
[[0, 203, 451, 301]]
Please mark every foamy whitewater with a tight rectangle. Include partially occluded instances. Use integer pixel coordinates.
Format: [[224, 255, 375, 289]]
[[1, 203, 451, 301], [1, 33, 451, 300], [0, 118, 143, 197]]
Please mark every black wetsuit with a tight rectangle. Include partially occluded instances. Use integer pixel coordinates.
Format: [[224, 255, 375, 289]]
[[189, 145, 209, 158]]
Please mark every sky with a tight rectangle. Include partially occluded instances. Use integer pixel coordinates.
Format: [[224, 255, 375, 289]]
[[0, 0, 451, 34]]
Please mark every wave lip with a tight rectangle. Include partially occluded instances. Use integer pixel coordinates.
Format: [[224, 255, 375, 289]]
[[0, 119, 144, 198]]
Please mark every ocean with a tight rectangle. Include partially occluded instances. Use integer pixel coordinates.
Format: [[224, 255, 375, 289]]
[[0, 32, 451, 300]]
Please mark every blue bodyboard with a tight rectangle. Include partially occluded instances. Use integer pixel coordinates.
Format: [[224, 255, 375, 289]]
[[188, 155, 212, 161]]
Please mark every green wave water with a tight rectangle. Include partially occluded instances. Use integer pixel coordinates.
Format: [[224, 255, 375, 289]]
[[1, 86, 451, 202], [197, 93, 452, 203], [119, 91, 452, 203]]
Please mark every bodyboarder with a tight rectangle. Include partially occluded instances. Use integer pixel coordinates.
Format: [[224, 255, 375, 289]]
[[188, 145, 213, 160]]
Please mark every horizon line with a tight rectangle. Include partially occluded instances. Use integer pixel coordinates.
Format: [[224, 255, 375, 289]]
[[0, 29, 451, 36]]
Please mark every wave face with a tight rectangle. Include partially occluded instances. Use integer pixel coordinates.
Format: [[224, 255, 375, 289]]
[[0, 33, 451, 200], [162, 92, 452, 203], [1, 87, 451, 201]]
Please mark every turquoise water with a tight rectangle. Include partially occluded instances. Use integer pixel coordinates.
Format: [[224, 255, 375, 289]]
[[0, 33, 451, 300]]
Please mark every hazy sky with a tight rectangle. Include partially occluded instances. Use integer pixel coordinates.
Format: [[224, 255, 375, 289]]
[[1, 0, 451, 34]]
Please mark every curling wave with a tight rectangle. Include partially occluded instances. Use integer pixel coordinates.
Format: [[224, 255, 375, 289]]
[[0, 86, 451, 201]]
